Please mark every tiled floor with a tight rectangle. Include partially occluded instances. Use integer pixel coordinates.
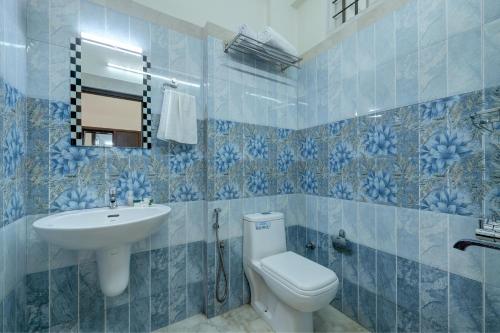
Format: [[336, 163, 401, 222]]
[[155, 305, 368, 333]]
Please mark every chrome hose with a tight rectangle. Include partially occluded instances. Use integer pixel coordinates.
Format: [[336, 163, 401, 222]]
[[213, 208, 228, 303]]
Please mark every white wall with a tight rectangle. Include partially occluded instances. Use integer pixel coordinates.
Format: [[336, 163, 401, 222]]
[[133, 0, 300, 53], [296, 0, 328, 54]]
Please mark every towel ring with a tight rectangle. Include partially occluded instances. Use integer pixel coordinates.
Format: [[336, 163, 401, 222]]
[[162, 78, 178, 90]]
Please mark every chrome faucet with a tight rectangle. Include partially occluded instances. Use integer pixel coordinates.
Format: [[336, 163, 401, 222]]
[[109, 187, 118, 209]]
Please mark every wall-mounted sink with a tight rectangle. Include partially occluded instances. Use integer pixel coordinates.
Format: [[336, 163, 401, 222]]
[[33, 205, 171, 296]]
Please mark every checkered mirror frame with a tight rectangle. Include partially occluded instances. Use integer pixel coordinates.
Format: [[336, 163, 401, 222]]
[[69, 37, 152, 149]]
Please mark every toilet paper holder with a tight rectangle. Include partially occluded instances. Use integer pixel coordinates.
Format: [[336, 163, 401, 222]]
[[332, 229, 350, 252]]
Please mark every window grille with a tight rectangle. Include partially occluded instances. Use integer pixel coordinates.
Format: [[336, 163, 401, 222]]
[[329, 0, 375, 30]]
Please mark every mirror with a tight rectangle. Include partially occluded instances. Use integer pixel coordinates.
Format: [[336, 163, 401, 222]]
[[70, 34, 152, 148]]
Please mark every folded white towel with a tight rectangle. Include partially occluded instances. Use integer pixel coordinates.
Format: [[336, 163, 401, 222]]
[[259, 27, 298, 57], [238, 24, 259, 41], [157, 89, 197, 144]]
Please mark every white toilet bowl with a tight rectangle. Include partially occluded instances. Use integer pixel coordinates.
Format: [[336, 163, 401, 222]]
[[243, 212, 338, 333]]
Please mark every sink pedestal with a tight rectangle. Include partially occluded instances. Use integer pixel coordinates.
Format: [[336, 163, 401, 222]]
[[96, 245, 131, 297]]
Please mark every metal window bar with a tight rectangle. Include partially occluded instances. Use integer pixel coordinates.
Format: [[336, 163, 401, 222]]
[[332, 0, 360, 23]]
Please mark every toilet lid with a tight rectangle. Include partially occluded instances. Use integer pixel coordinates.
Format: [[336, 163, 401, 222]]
[[260, 251, 337, 292]]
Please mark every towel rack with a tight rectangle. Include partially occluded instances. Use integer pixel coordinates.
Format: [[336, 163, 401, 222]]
[[224, 32, 302, 72], [162, 78, 178, 90]]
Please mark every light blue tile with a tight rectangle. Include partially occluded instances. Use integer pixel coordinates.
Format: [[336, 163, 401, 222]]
[[449, 273, 483, 333], [419, 0, 446, 47], [105, 9, 129, 43], [342, 200, 358, 243], [484, 0, 500, 24], [395, 0, 418, 57], [168, 202, 187, 246], [396, 207, 419, 262], [306, 195, 318, 231], [396, 51, 418, 106], [448, 215, 484, 281], [447, 28, 482, 95], [186, 36, 202, 78], [49, 44, 70, 102], [357, 202, 376, 248], [150, 23, 169, 70], [341, 76, 358, 119], [169, 30, 187, 74], [49, 0, 78, 48], [375, 12, 395, 65], [80, 0, 105, 36], [27, 39, 49, 100], [341, 35, 357, 79], [447, 0, 481, 36], [376, 60, 395, 110], [130, 16, 150, 54], [317, 196, 328, 234], [484, 19, 500, 88], [420, 210, 448, 271], [358, 69, 375, 115], [419, 40, 447, 102], [27, 0, 49, 42], [376, 205, 396, 255]]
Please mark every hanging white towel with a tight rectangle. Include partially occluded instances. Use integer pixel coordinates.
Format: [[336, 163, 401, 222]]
[[157, 89, 197, 144], [258, 27, 298, 57]]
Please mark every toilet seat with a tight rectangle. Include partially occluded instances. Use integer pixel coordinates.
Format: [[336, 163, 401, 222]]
[[259, 251, 338, 297]]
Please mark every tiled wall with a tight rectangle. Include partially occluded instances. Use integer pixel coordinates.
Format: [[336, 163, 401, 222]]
[[298, 0, 500, 129], [24, 0, 211, 331], [0, 0, 28, 331], [292, 0, 500, 332], [203, 35, 301, 318]]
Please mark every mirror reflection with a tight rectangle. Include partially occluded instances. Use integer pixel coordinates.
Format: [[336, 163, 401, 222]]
[[77, 34, 149, 148]]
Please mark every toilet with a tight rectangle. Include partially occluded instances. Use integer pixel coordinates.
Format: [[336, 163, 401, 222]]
[[243, 212, 338, 333]]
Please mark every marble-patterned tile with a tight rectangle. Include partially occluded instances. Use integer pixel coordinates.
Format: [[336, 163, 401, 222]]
[[396, 257, 419, 314], [377, 297, 397, 333], [484, 0, 500, 24], [419, 40, 447, 102], [106, 302, 130, 333], [447, 0, 481, 36], [169, 244, 187, 324], [484, 18, 500, 88], [485, 283, 500, 332], [357, 288, 376, 332], [447, 28, 482, 95], [342, 279, 358, 322], [26, 271, 49, 332], [229, 237, 244, 310], [418, 0, 446, 47], [78, 262, 104, 333], [358, 245, 375, 293], [449, 273, 483, 333], [49, 0, 79, 48], [342, 242, 358, 284], [376, 205, 396, 255], [130, 251, 151, 332], [419, 210, 448, 271], [151, 247, 169, 330], [377, 251, 396, 304], [396, 207, 419, 262], [50, 265, 78, 328], [420, 264, 448, 332]]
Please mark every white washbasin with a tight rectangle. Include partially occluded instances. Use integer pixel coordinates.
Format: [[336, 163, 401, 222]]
[[33, 205, 171, 296]]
